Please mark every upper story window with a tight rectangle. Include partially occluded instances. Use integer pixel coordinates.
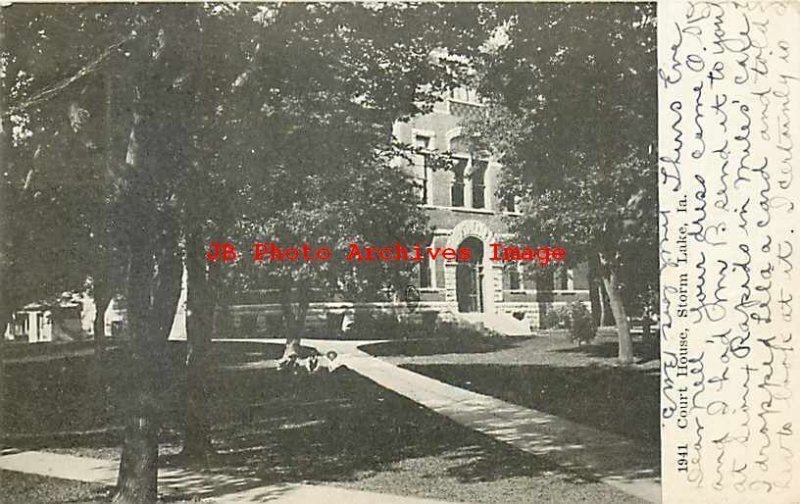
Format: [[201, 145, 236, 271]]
[[414, 134, 432, 204], [414, 134, 432, 150], [502, 193, 516, 213], [448, 87, 480, 104], [471, 160, 487, 209], [451, 158, 467, 208], [449, 136, 488, 210]]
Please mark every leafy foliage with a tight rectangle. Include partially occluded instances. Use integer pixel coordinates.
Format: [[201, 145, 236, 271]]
[[1, 3, 498, 497], [567, 301, 596, 346], [541, 302, 596, 345], [466, 3, 657, 316]]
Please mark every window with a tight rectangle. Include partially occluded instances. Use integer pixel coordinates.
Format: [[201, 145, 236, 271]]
[[419, 256, 431, 288], [471, 160, 487, 209], [414, 135, 431, 149], [414, 135, 431, 204], [449, 87, 479, 103], [451, 158, 466, 207], [554, 266, 570, 290], [449, 136, 491, 210], [503, 193, 516, 213], [504, 263, 521, 291]]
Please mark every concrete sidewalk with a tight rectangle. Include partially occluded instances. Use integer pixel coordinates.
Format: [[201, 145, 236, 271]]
[[286, 338, 662, 504], [221, 338, 659, 502], [0, 450, 460, 504], [3, 338, 660, 503]]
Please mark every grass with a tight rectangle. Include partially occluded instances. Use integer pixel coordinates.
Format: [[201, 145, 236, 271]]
[[362, 329, 660, 447], [1, 339, 644, 504], [359, 334, 521, 357], [0, 470, 111, 504], [0, 341, 314, 438], [314, 316, 497, 341], [555, 338, 660, 363], [1, 339, 103, 361], [404, 363, 659, 447]]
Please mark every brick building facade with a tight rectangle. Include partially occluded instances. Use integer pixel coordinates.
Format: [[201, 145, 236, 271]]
[[229, 89, 591, 336]]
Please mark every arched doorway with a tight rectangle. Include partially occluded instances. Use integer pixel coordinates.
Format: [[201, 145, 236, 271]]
[[456, 237, 484, 313]]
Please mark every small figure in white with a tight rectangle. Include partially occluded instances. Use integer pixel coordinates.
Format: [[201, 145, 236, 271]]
[[277, 350, 340, 374]]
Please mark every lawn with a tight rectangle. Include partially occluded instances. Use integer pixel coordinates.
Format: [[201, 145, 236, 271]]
[[1, 341, 314, 438], [0, 470, 111, 504], [403, 363, 659, 447], [1, 340, 645, 504], [364, 330, 660, 448], [359, 334, 521, 357]]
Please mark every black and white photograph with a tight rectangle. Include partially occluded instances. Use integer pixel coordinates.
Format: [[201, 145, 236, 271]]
[[0, 2, 668, 503]]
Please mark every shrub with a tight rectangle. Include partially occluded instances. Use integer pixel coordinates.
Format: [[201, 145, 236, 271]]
[[541, 305, 570, 329], [567, 301, 596, 346]]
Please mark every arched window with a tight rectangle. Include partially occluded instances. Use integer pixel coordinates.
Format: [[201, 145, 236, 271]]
[[413, 134, 432, 204], [448, 135, 488, 210], [471, 160, 487, 209], [451, 158, 466, 207], [450, 136, 469, 207]]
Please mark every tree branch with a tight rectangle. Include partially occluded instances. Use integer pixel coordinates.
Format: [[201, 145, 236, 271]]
[[3, 33, 135, 117]]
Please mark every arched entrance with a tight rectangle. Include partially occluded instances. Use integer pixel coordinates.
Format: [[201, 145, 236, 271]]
[[456, 237, 484, 313]]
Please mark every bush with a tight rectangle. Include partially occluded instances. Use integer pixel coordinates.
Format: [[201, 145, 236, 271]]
[[339, 312, 426, 340], [541, 302, 595, 345], [541, 305, 570, 329], [567, 301, 596, 346]]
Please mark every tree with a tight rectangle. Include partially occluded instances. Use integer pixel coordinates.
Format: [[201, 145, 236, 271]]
[[1, 5, 130, 433], [3, 5, 196, 500], [2, 3, 496, 499], [210, 3, 492, 360], [232, 147, 429, 359], [468, 3, 657, 364]]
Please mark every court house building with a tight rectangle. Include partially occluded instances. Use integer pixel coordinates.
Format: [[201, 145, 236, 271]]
[[389, 88, 590, 335], [229, 88, 591, 337]]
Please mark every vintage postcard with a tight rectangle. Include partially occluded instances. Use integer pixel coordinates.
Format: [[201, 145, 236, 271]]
[[0, 2, 796, 504]]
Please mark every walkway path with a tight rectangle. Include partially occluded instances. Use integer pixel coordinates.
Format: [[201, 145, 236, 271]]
[[228, 338, 661, 504], [2, 338, 660, 503], [0, 449, 458, 504]]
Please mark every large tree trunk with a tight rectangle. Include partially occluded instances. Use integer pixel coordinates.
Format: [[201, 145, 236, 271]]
[[114, 354, 160, 503], [588, 255, 602, 327], [599, 278, 616, 326], [535, 269, 555, 329], [181, 230, 215, 462], [114, 93, 183, 499], [114, 233, 181, 503], [90, 290, 112, 428], [115, 245, 159, 504], [93, 287, 112, 356], [599, 254, 634, 365], [280, 283, 310, 360]]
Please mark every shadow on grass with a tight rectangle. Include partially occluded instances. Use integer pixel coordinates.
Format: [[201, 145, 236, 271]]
[[439, 445, 587, 485], [160, 370, 568, 491], [3, 344, 595, 502], [0, 341, 315, 441], [402, 363, 660, 448], [0, 469, 114, 504], [554, 340, 660, 364], [360, 335, 524, 357]]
